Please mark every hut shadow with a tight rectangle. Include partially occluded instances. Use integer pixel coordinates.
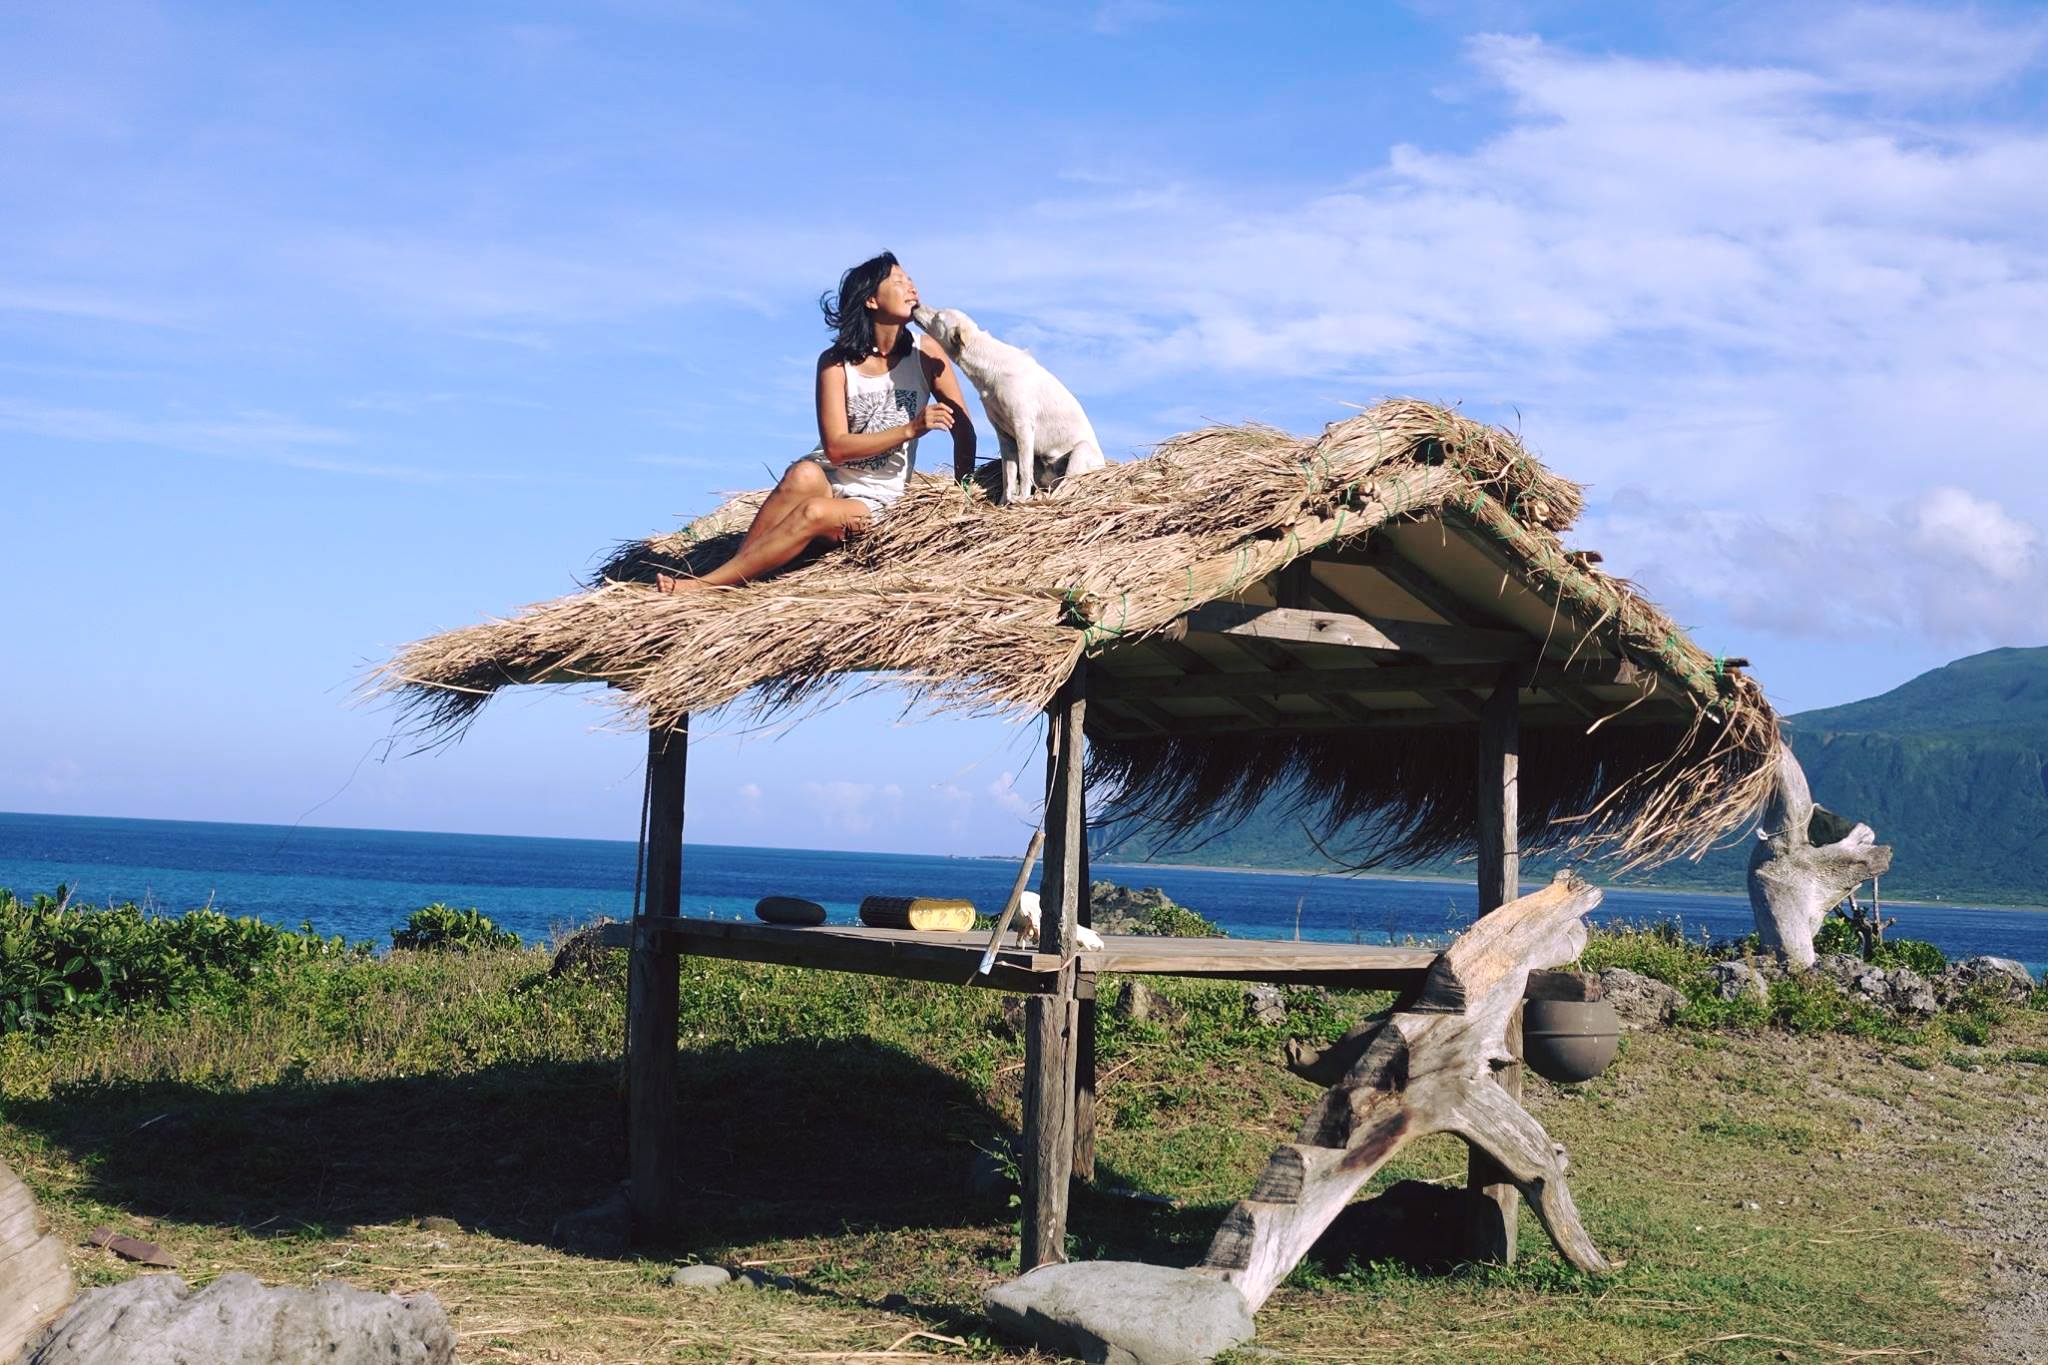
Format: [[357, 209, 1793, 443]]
[[5, 1037, 1145, 1257]]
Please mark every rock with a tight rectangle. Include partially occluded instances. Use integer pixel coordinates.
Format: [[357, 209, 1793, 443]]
[[985, 1261, 1255, 1364], [0, 1159, 75, 1365], [1709, 961, 1769, 1004], [418, 1216, 461, 1235], [549, 921, 618, 978], [1884, 967, 1938, 1019], [27, 1272, 454, 1364], [967, 1147, 1016, 1200], [1113, 979, 1163, 1023], [1941, 956, 2038, 1004], [667, 1264, 732, 1290], [1306, 1179, 1499, 1273], [1815, 953, 1895, 1007], [1597, 968, 1686, 1031], [552, 1186, 631, 1255], [732, 1268, 796, 1292], [1243, 985, 1288, 1027], [1088, 883, 1225, 939]]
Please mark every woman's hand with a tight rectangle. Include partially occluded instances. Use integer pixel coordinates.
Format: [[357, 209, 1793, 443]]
[[909, 402, 955, 437]]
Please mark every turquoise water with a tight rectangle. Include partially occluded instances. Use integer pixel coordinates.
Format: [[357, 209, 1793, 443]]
[[2, 811, 2043, 973]]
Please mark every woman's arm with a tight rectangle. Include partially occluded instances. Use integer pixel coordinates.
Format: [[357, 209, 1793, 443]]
[[815, 353, 952, 465], [920, 340, 978, 481]]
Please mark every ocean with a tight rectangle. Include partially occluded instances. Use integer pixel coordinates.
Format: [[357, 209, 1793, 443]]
[[2, 811, 2043, 973]]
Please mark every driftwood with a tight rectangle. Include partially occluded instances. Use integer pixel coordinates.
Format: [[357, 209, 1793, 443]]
[[1747, 744, 1893, 970], [0, 1158, 75, 1362], [1197, 875, 1616, 1311]]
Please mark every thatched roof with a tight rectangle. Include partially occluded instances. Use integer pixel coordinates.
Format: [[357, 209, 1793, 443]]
[[378, 399, 1778, 871]]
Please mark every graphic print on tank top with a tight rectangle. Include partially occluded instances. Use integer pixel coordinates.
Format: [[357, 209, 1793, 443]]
[[842, 387, 923, 467]]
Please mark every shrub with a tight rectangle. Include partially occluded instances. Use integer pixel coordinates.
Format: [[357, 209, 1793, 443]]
[[391, 904, 521, 953], [1813, 917, 1946, 974], [0, 886, 352, 1035]]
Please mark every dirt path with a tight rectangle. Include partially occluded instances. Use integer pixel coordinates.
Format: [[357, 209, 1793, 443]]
[[1961, 1088, 2048, 1363]]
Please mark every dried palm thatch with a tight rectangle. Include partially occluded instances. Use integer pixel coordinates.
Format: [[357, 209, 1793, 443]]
[[376, 399, 1778, 870]]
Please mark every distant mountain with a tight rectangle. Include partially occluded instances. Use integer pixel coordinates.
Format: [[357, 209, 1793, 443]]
[[1094, 647, 2048, 907]]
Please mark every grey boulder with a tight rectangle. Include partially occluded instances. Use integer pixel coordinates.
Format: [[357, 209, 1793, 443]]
[[1709, 960, 1769, 1004], [667, 1264, 732, 1290], [1941, 956, 2037, 1003], [1883, 966, 1939, 1018], [1597, 968, 1686, 1030], [985, 1261, 1254, 1364], [28, 1271, 454, 1364]]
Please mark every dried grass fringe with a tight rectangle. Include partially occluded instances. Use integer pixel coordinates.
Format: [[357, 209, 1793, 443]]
[[375, 398, 1778, 870]]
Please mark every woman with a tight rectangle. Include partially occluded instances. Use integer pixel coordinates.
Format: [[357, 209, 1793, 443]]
[[656, 252, 976, 591]]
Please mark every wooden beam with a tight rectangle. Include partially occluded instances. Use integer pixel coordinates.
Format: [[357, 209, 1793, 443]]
[[1185, 602, 1535, 661], [1073, 822, 1097, 1185], [1087, 660, 1644, 703], [1023, 664, 1086, 1270], [1085, 703, 1665, 744], [1469, 669, 1522, 1263], [1146, 636, 1290, 729], [628, 721, 687, 1241], [624, 917, 1060, 994], [1297, 572, 1487, 722]]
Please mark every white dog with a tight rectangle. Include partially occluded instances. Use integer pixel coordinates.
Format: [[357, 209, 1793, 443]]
[[1015, 890, 1104, 952], [912, 306, 1106, 503]]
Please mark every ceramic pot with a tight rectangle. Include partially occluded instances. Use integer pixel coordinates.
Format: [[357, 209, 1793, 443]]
[[1521, 998, 1620, 1083]]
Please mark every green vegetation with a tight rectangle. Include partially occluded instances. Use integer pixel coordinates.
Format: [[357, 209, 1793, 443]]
[[390, 903, 523, 952], [0, 886, 356, 1035], [1, 889, 521, 1035], [1098, 645, 2048, 905], [3, 894, 2042, 1361]]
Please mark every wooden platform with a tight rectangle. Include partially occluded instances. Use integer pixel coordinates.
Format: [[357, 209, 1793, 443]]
[[598, 917, 1437, 994]]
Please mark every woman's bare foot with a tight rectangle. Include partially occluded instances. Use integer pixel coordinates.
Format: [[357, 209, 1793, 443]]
[[652, 572, 704, 594]]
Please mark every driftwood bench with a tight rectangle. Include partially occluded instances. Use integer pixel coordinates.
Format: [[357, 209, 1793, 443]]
[[984, 874, 1616, 1362]]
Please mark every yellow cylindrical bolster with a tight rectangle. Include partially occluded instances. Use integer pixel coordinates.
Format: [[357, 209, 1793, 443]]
[[857, 896, 976, 932]]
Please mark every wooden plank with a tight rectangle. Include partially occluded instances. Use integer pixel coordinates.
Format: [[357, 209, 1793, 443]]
[[1074, 825, 1097, 1184], [639, 917, 1060, 993], [1439, 520, 1702, 707], [1087, 660, 1644, 703], [1296, 571, 1487, 722], [1185, 602, 1535, 661], [1023, 665, 1087, 1269], [1147, 637, 1290, 728], [1085, 702, 1665, 743], [628, 721, 688, 1240], [618, 919, 1440, 983], [1469, 670, 1522, 1262]]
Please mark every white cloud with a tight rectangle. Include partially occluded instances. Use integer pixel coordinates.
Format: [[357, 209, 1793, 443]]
[[1910, 486, 2039, 583], [800, 779, 903, 836], [1578, 485, 2046, 644], [987, 770, 1035, 821], [0, 397, 435, 479], [1774, 4, 2048, 97]]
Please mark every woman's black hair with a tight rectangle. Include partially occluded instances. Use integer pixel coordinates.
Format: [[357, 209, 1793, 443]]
[[820, 251, 901, 365]]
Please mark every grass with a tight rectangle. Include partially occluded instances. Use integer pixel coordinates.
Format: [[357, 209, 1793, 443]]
[[2, 918, 2043, 1362]]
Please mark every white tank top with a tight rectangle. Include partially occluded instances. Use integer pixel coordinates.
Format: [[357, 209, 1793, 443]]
[[809, 341, 930, 509]]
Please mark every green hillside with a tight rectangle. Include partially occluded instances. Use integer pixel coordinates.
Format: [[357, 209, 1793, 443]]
[[1095, 646, 2048, 906]]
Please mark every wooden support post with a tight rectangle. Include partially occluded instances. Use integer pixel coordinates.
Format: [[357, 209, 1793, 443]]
[[1073, 814, 1097, 1184], [628, 720, 688, 1240], [1468, 669, 1522, 1261], [1021, 664, 1086, 1269]]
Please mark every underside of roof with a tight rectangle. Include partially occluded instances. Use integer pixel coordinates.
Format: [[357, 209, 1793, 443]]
[[377, 399, 1778, 871]]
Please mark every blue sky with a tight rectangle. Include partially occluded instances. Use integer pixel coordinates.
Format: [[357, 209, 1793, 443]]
[[4, 1, 2045, 855]]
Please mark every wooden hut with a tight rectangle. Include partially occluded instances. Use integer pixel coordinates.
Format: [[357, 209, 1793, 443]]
[[380, 398, 1779, 1274]]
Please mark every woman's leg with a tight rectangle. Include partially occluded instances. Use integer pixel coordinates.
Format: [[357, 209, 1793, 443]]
[[666, 495, 869, 591], [739, 460, 832, 554]]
